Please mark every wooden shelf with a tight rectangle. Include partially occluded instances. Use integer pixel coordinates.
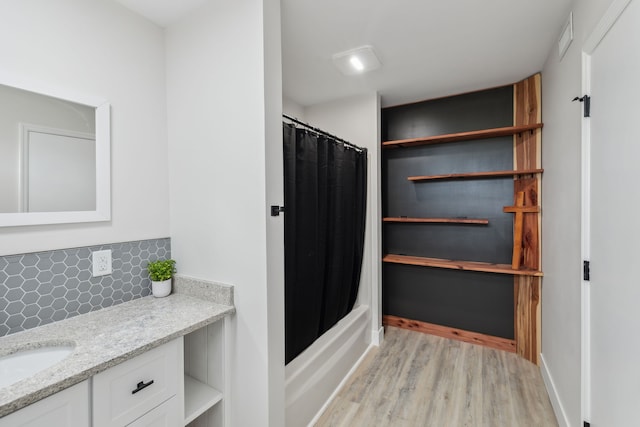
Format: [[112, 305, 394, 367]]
[[383, 217, 489, 225], [407, 168, 543, 182], [184, 374, 223, 425], [383, 254, 543, 277], [382, 123, 543, 149]]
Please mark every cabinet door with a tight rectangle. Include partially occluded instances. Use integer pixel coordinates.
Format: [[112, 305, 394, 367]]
[[126, 396, 180, 427], [0, 380, 89, 427], [93, 338, 181, 427]]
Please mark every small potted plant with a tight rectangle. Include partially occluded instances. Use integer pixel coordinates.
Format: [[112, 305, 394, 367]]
[[147, 259, 176, 298]]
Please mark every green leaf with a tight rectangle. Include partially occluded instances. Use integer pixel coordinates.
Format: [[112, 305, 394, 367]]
[[146, 259, 177, 281]]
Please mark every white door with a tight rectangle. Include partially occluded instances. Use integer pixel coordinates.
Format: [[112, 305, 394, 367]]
[[586, 0, 640, 425], [25, 129, 96, 212]]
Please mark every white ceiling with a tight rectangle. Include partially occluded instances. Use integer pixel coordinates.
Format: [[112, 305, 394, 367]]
[[115, 0, 573, 107], [282, 0, 573, 107], [113, 0, 207, 27]]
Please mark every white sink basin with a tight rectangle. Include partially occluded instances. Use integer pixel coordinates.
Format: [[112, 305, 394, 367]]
[[0, 344, 75, 389]]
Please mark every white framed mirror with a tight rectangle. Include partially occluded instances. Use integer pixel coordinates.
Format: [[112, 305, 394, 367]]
[[0, 73, 110, 227]]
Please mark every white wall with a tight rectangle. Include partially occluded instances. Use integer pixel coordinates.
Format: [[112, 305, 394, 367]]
[[304, 93, 381, 335], [283, 97, 305, 120], [283, 93, 381, 426], [540, 0, 613, 425], [165, 0, 284, 425], [264, 0, 286, 425], [0, 0, 170, 256]]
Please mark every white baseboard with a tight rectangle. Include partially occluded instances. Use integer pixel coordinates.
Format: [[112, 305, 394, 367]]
[[306, 343, 375, 427], [540, 353, 570, 427], [371, 326, 384, 346]]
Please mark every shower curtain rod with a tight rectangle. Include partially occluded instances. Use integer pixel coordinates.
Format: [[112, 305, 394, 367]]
[[283, 113, 366, 152]]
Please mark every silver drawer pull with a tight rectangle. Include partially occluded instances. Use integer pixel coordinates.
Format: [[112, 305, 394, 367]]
[[131, 380, 154, 394]]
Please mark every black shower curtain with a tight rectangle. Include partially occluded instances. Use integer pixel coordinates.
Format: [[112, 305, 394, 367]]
[[283, 123, 367, 364]]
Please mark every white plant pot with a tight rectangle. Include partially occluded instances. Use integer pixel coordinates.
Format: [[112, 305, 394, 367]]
[[151, 278, 172, 298]]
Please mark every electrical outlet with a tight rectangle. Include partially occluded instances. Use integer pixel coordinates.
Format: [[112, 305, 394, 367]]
[[92, 249, 112, 277]]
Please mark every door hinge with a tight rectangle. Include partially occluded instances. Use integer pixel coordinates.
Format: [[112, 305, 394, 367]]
[[584, 421, 590, 427], [270, 205, 285, 217], [583, 260, 590, 281], [572, 95, 591, 117]]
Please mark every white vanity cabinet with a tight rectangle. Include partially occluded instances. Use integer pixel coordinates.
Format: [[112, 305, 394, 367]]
[[92, 339, 183, 427], [92, 319, 228, 427], [183, 320, 227, 427], [0, 380, 90, 427], [0, 294, 232, 427]]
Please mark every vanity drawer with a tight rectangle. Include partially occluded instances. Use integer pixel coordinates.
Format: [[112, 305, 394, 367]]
[[126, 396, 181, 427], [92, 338, 182, 427]]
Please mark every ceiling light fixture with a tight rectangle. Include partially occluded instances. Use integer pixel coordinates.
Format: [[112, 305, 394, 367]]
[[332, 45, 381, 76], [349, 56, 365, 71]]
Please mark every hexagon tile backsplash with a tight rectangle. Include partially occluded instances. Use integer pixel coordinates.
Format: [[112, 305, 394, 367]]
[[0, 238, 170, 337]]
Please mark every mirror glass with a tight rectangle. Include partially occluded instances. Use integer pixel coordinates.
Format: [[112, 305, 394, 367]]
[[0, 78, 110, 227]]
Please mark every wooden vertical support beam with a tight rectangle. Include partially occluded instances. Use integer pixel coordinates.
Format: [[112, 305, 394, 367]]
[[513, 74, 542, 365], [511, 191, 525, 269], [514, 178, 540, 269], [515, 276, 541, 364]]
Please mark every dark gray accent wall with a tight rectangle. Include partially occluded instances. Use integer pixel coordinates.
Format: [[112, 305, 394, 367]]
[[382, 86, 513, 141], [382, 86, 515, 339], [0, 238, 170, 337]]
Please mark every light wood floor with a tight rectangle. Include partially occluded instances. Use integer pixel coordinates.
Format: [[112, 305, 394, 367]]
[[315, 326, 558, 427]]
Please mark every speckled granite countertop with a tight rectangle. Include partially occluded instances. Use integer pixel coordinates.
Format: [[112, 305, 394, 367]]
[[0, 276, 234, 418]]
